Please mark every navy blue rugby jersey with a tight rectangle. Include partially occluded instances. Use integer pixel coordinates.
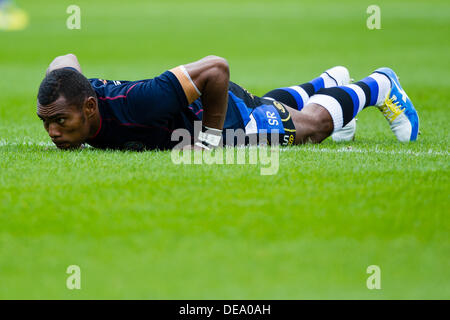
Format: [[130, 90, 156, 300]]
[[85, 70, 245, 151]]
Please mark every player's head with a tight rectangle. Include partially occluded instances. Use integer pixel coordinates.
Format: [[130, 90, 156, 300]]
[[37, 68, 97, 149]]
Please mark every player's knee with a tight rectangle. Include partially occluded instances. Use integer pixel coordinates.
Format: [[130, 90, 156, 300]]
[[316, 113, 333, 134], [309, 105, 333, 142]]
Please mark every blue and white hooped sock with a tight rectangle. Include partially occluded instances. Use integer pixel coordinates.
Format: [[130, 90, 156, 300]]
[[308, 72, 391, 132], [262, 73, 337, 111]]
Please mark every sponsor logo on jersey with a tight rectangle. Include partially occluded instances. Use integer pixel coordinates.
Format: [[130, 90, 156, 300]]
[[273, 101, 286, 112]]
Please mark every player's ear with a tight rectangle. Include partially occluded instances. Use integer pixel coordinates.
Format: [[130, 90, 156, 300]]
[[83, 96, 97, 118]]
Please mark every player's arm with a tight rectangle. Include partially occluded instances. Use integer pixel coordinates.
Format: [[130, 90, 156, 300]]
[[183, 56, 229, 130], [46, 53, 83, 75], [170, 55, 230, 149]]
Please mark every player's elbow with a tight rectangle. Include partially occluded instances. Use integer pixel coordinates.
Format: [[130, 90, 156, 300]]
[[186, 55, 230, 93], [205, 55, 230, 80], [65, 53, 78, 60]]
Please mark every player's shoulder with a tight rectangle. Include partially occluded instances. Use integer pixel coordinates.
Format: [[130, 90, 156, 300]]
[[88, 78, 129, 90], [88, 71, 179, 95], [88, 78, 146, 99], [88, 71, 187, 108]]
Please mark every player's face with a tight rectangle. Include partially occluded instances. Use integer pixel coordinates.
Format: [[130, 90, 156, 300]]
[[37, 96, 91, 150]]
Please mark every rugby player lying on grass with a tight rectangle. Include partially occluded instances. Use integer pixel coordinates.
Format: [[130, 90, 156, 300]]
[[36, 54, 419, 151]]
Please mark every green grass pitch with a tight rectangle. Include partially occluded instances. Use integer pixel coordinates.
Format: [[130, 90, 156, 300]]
[[0, 0, 449, 299]]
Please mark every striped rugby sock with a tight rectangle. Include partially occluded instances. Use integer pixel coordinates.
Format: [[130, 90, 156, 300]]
[[308, 72, 391, 132], [263, 73, 337, 111]]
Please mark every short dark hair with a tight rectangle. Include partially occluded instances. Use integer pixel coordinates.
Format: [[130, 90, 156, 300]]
[[37, 68, 95, 109]]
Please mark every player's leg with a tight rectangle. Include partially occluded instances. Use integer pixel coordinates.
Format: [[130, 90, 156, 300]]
[[262, 66, 350, 111], [262, 66, 356, 142], [285, 103, 333, 144], [289, 68, 419, 143]]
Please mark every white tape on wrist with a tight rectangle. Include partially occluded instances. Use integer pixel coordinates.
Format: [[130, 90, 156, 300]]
[[194, 141, 211, 150], [197, 126, 222, 149], [198, 131, 221, 147]]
